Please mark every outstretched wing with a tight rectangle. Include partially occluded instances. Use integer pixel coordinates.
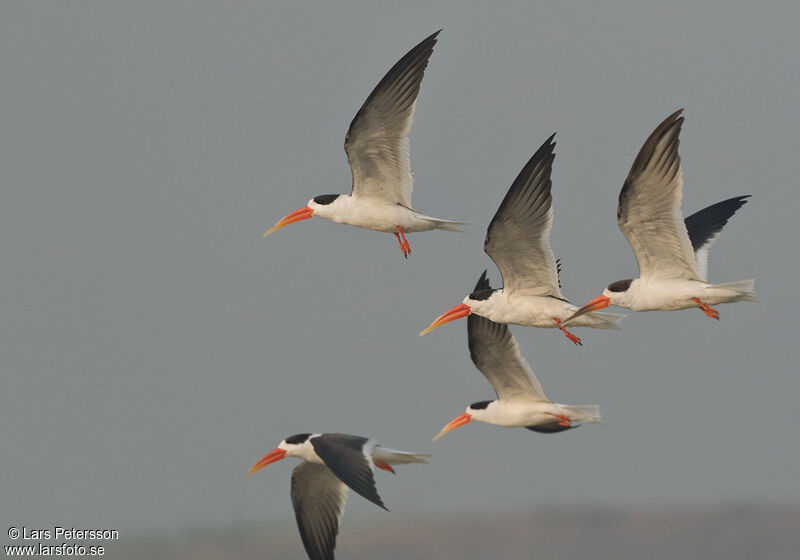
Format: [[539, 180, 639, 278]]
[[344, 31, 440, 207], [467, 314, 548, 402], [290, 462, 348, 560], [617, 109, 702, 281], [484, 134, 563, 297], [684, 195, 750, 280], [311, 434, 387, 510]]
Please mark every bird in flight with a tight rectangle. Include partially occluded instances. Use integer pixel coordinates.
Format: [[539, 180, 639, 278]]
[[263, 30, 465, 258], [434, 310, 602, 441], [248, 432, 428, 560], [420, 134, 624, 344], [561, 109, 756, 326]]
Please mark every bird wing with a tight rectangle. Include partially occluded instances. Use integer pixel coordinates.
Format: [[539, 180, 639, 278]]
[[467, 314, 548, 402], [344, 31, 440, 207], [684, 195, 750, 280], [290, 462, 348, 560], [310, 434, 387, 510], [484, 134, 563, 297], [617, 109, 702, 281]]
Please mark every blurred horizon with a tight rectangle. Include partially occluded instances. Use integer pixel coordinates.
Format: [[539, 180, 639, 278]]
[[116, 502, 800, 559]]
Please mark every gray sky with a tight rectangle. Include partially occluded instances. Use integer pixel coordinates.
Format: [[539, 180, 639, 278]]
[[3, 0, 799, 541]]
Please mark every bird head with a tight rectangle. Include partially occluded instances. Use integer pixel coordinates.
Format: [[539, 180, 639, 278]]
[[247, 433, 313, 475], [561, 278, 633, 326], [420, 271, 497, 336], [263, 194, 347, 237], [432, 401, 495, 441], [603, 278, 635, 307]]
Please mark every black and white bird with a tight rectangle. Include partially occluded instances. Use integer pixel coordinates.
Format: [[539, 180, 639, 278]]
[[433, 308, 602, 440], [562, 109, 756, 325], [263, 30, 464, 258], [420, 134, 624, 344], [248, 433, 428, 560]]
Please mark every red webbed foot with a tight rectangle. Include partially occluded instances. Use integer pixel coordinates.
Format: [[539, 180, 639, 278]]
[[393, 227, 411, 258], [693, 298, 720, 320], [554, 318, 582, 346]]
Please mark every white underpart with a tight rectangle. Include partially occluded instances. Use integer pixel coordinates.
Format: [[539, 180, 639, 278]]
[[309, 195, 464, 233], [469, 399, 602, 428], [605, 278, 757, 311], [466, 290, 624, 329]]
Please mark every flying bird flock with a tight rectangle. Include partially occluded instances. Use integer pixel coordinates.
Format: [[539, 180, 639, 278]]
[[253, 30, 757, 559]]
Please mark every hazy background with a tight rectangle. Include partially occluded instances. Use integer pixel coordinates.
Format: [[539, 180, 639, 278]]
[[2, 1, 799, 557]]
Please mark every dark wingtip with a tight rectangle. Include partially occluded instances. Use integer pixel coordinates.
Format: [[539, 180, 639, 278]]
[[619, 109, 686, 216], [535, 132, 557, 159], [424, 29, 442, 46], [684, 195, 752, 252]]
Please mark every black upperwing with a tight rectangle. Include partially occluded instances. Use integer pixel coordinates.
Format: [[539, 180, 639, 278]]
[[684, 195, 751, 253]]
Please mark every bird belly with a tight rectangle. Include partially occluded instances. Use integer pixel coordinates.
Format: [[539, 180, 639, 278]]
[[481, 402, 558, 427], [627, 279, 709, 311], [331, 201, 432, 233], [484, 295, 569, 328]]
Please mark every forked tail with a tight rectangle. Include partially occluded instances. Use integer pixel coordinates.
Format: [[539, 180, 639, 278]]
[[715, 279, 758, 302], [427, 217, 469, 233], [578, 310, 626, 330], [561, 404, 603, 424], [373, 446, 430, 465]]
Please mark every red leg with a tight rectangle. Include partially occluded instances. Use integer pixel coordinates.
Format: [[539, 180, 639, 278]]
[[693, 298, 720, 320], [393, 232, 409, 258], [545, 412, 572, 427], [395, 226, 411, 257], [554, 318, 582, 346], [374, 461, 395, 474]]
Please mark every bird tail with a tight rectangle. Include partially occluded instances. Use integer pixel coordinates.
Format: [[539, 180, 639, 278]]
[[561, 404, 603, 424], [372, 447, 430, 465], [579, 311, 626, 330], [426, 217, 469, 233], [713, 279, 758, 302]]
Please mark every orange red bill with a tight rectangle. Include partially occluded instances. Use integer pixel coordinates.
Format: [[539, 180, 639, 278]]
[[419, 303, 471, 336], [247, 448, 287, 475], [263, 206, 314, 237], [561, 294, 611, 326], [433, 412, 472, 441]]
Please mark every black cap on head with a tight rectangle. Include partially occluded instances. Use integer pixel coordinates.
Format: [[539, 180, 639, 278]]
[[469, 400, 492, 410], [607, 279, 633, 293], [285, 433, 312, 445], [312, 194, 340, 206]]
